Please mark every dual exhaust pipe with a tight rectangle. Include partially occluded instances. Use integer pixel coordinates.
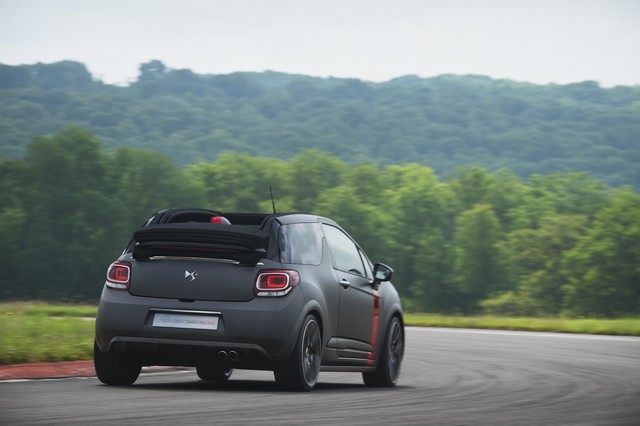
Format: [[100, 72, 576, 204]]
[[218, 350, 239, 361]]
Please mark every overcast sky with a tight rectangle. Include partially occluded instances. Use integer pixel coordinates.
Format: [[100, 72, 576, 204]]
[[1, 0, 639, 87]]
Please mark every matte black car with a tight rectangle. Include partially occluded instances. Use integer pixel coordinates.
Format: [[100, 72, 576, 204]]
[[94, 208, 404, 391]]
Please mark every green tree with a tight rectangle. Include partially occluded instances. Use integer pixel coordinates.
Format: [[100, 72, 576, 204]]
[[0, 207, 27, 298], [0, 158, 30, 210], [344, 163, 382, 204], [562, 188, 640, 317], [314, 184, 392, 266], [2, 61, 640, 190], [287, 150, 348, 212], [451, 166, 493, 211], [383, 164, 455, 311], [17, 128, 110, 299], [138, 59, 167, 81], [186, 152, 286, 212], [1, 124, 639, 315], [452, 204, 503, 312], [107, 146, 202, 234], [488, 215, 587, 315]]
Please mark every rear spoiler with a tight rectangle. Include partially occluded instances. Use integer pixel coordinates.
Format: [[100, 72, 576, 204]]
[[132, 223, 269, 265]]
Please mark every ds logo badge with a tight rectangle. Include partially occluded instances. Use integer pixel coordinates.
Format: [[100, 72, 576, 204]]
[[184, 270, 198, 282]]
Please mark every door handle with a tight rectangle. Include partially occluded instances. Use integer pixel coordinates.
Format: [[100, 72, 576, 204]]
[[340, 279, 351, 289]]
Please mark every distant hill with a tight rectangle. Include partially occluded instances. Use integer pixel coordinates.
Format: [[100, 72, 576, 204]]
[[1, 60, 638, 188]]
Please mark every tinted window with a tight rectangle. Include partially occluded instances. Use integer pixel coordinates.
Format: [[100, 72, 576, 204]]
[[321, 224, 366, 276], [280, 223, 323, 265]]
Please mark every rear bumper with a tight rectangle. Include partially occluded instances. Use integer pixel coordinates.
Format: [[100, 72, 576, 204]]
[[95, 285, 306, 367]]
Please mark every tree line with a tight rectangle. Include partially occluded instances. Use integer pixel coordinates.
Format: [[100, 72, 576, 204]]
[[1, 128, 638, 317], [1, 60, 639, 190]]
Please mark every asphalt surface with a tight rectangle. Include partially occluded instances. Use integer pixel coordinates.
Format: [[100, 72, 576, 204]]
[[1, 327, 639, 425]]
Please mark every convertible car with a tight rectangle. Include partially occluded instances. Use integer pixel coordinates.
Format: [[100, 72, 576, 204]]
[[94, 208, 404, 391]]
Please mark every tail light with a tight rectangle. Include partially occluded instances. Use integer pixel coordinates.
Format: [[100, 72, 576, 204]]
[[255, 270, 300, 297], [106, 261, 131, 290]]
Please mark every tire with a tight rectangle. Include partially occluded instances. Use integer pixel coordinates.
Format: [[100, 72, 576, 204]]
[[363, 316, 404, 387], [93, 341, 142, 386], [196, 365, 233, 382], [274, 315, 322, 391]]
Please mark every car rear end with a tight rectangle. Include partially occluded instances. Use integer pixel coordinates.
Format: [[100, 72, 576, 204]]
[[94, 210, 306, 373]]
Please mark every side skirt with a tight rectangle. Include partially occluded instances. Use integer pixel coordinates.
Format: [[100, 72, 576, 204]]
[[321, 365, 377, 373]]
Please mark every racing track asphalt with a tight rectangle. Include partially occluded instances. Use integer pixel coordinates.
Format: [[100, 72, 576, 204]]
[[1, 327, 639, 425]]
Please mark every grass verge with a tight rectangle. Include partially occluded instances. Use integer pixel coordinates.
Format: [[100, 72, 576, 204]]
[[0, 303, 95, 365], [404, 313, 640, 336], [1, 303, 639, 365]]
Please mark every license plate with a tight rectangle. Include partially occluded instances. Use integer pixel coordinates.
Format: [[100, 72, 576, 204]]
[[152, 312, 219, 330]]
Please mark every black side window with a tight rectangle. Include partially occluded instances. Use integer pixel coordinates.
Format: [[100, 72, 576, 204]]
[[280, 223, 323, 265], [321, 224, 366, 276]]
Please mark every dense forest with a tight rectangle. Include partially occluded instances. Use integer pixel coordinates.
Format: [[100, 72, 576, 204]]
[[1, 60, 639, 189], [1, 128, 638, 317]]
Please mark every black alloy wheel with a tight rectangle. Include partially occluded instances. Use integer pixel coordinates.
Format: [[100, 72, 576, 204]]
[[274, 315, 322, 391], [93, 340, 142, 386], [363, 316, 404, 387]]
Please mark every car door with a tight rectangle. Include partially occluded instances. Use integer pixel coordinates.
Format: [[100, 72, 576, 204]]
[[321, 224, 375, 359]]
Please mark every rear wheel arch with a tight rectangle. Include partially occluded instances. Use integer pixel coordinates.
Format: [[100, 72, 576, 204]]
[[298, 307, 324, 355], [306, 309, 323, 340], [298, 299, 325, 347]]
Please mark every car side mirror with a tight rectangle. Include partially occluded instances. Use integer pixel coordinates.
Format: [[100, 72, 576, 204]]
[[372, 263, 393, 285]]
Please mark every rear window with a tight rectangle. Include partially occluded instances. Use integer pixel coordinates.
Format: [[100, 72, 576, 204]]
[[279, 223, 323, 265]]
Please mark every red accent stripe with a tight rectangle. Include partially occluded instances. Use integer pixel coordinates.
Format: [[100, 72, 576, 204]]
[[367, 289, 380, 366]]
